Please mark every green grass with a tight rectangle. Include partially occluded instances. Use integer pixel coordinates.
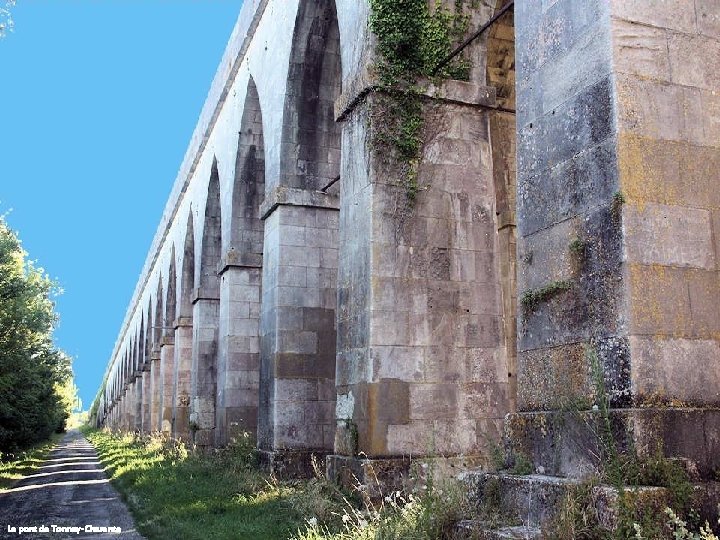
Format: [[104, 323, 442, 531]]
[[83, 427, 320, 540], [0, 432, 63, 490], [83, 427, 468, 540]]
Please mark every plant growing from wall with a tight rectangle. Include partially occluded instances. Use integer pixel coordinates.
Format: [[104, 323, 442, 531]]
[[520, 279, 573, 314], [611, 191, 625, 222], [369, 0, 472, 201]]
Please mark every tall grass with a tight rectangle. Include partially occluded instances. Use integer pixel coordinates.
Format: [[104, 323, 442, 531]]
[[84, 427, 469, 540]]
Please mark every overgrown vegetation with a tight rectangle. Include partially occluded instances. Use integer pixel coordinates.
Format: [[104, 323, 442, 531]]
[[85, 428, 469, 540], [542, 479, 606, 540], [488, 440, 533, 476], [369, 0, 472, 200], [0, 216, 76, 454], [539, 348, 717, 539]]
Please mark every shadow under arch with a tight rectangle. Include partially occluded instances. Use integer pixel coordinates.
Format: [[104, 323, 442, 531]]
[[139, 300, 153, 431], [215, 76, 267, 446], [173, 212, 196, 441], [279, 0, 342, 192], [190, 163, 222, 447], [150, 278, 164, 432], [258, 0, 342, 470], [159, 250, 177, 434]]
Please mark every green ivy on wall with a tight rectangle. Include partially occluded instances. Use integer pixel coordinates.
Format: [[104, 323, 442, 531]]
[[369, 0, 473, 200]]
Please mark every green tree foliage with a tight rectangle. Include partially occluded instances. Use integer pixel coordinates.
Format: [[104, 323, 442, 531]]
[[0, 0, 16, 38], [0, 217, 75, 453]]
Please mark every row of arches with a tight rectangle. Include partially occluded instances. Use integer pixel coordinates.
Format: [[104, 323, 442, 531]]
[[101, 0, 344, 449], [98, 0, 518, 467]]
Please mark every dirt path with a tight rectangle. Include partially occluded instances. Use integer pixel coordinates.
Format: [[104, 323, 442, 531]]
[[0, 431, 144, 539]]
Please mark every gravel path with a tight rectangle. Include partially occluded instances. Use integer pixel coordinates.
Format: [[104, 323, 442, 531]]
[[0, 431, 144, 539]]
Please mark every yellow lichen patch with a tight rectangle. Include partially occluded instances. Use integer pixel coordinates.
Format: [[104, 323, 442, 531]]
[[617, 133, 683, 211], [628, 264, 692, 338]]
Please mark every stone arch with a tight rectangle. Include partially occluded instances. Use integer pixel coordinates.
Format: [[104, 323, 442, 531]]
[[121, 349, 127, 386], [144, 302, 153, 367], [180, 212, 196, 319], [150, 279, 164, 431], [279, 0, 342, 192], [197, 162, 222, 291], [258, 0, 342, 463], [142, 302, 153, 432], [191, 166, 222, 446], [164, 251, 177, 337], [160, 249, 177, 434], [132, 322, 143, 432], [230, 77, 265, 255], [136, 318, 144, 372], [487, 0, 517, 410], [215, 77, 266, 446], [154, 280, 164, 348], [174, 213, 196, 440]]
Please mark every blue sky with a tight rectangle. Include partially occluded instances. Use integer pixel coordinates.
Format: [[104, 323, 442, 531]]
[[0, 0, 244, 408]]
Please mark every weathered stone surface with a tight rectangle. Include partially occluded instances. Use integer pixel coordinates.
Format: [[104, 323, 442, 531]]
[[624, 203, 716, 270], [89, 3, 720, 526], [630, 337, 720, 406], [611, 0, 698, 34], [611, 19, 672, 81]]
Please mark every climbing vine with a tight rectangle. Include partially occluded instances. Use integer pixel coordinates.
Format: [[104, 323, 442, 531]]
[[369, 0, 473, 200]]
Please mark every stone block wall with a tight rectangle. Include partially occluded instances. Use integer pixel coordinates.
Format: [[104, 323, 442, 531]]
[[191, 296, 219, 446], [173, 319, 193, 441], [258, 201, 339, 459], [515, 0, 625, 410], [611, 0, 720, 407], [150, 351, 161, 432], [159, 336, 175, 433], [216, 265, 262, 445], [90, 0, 720, 490], [333, 83, 512, 463]]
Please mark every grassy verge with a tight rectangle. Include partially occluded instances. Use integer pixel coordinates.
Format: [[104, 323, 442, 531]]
[[0, 432, 63, 490], [82, 427, 466, 540]]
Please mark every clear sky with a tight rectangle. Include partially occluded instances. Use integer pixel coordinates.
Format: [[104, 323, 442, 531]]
[[0, 0, 244, 409]]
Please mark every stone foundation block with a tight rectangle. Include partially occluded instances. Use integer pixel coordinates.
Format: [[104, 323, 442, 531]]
[[257, 449, 328, 479], [326, 454, 484, 499], [505, 408, 720, 480]]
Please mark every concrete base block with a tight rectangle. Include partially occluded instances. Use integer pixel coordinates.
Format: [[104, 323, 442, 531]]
[[326, 454, 485, 499], [506, 407, 720, 480], [257, 449, 328, 479], [193, 428, 215, 448], [459, 471, 720, 534], [173, 406, 191, 442]]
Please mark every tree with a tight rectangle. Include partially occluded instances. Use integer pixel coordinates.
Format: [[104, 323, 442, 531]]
[[0, 0, 15, 39], [0, 216, 76, 453]]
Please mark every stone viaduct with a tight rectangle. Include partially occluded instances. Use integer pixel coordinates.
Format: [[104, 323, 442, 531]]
[[95, 0, 720, 487]]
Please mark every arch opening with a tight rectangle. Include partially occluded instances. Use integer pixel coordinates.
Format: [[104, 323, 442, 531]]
[[191, 169, 222, 446], [279, 0, 342, 192], [173, 213, 196, 441], [160, 252, 178, 434], [259, 0, 343, 461], [216, 77, 267, 446]]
